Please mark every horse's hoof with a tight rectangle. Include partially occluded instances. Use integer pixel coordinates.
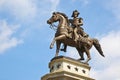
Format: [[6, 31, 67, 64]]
[[78, 58, 85, 61], [50, 44, 54, 49], [83, 62, 89, 65], [55, 54, 58, 57], [84, 58, 91, 64], [50, 46, 53, 49]]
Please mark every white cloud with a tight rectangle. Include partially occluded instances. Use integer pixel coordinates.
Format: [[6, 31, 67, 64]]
[[100, 31, 120, 58], [0, 0, 60, 24], [0, 0, 60, 53], [0, 20, 23, 54], [0, 0, 37, 22], [65, 30, 120, 80], [90, 31, 120, 80], [91, 62, 120, 80]]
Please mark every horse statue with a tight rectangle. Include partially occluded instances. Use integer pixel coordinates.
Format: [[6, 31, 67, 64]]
[[47, 12, 105, 63]]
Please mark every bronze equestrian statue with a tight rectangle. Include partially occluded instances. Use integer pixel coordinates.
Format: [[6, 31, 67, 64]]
[[47, 11, 105, 63]]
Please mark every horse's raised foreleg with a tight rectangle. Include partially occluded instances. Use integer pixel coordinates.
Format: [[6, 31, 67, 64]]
[[55, 35, 66, 40], [55, 41, 61, 57], [50, 35, 66, 49], [50, 38, 56, 49]]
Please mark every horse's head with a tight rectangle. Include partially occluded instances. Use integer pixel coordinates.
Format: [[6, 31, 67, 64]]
[[47, 12, 59, 24]]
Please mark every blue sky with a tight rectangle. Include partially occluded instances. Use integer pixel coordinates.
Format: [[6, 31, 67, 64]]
[[0, 0, 120, 80]]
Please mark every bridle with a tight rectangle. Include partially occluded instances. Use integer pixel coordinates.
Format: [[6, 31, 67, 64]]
[[49, 23, 57, 31]]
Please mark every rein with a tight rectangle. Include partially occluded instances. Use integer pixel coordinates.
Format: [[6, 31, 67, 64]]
[[49, 24, 57, 31]]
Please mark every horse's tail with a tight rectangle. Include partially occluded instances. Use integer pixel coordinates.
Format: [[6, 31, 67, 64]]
[[93, 38, 105, 57]]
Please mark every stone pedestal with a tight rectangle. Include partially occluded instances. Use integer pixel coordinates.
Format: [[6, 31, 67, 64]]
[[41, 56, 95, 80]]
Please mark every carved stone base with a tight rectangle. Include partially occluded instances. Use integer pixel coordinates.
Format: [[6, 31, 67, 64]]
[[41, 56, 95, 80]]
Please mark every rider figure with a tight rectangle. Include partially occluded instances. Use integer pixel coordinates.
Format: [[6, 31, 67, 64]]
[[70, 10, 88, 41], [61, 10, 88, 52]]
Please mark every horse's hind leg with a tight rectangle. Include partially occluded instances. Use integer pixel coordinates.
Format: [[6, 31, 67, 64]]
[[84, 47, 91, 64], [76, 47, 84, 60]]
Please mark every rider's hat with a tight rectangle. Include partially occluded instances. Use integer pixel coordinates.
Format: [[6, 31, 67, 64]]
[[71, 10, 80, 17]]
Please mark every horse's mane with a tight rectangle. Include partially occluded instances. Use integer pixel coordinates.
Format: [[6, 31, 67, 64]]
[[56, 12, 69, 25]]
